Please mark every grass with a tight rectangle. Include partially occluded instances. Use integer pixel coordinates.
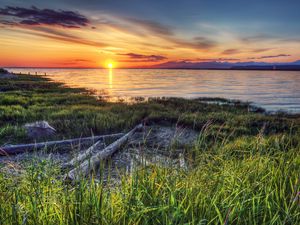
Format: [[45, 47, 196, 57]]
[[0, 74, 300, 224]]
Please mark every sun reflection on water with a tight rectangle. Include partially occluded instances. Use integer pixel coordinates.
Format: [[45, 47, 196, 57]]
[[108, 68, 113, 89]]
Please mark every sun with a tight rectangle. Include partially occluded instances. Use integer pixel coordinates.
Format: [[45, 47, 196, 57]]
[[107, 62, 113, 69]]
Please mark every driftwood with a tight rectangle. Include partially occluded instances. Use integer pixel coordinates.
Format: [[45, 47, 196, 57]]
[[65, 124, 143, 181], [63, 140, 105, 168], [0, 133, 124, 156]]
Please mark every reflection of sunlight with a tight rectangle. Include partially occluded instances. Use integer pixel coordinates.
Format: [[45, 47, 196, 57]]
[[109, 68, 113, 89]]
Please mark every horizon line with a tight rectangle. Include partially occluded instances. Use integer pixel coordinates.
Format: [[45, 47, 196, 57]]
[[3, 66, 300, 71]]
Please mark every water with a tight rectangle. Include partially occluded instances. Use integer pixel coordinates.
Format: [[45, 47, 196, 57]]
[[8, 68, 300, 113]]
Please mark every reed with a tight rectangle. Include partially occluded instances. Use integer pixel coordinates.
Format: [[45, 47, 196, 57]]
[[0, 132, 300, 224]]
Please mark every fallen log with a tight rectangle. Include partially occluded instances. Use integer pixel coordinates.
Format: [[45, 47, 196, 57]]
[[65, 124, 143, 181], [62, 140, 105, 168], [0, 133, 124, 156]]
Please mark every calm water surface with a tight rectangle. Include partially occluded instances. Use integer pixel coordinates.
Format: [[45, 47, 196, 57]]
[[8, 68, 300, 113]]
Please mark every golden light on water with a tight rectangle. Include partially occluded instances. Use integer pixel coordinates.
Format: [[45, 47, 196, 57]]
[[109, 67, 113, 89], [106, 61, 114, 89]]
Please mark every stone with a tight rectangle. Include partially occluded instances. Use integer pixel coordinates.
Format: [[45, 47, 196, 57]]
[[24, 121, 56, 139], [0, 68, 16, 79]]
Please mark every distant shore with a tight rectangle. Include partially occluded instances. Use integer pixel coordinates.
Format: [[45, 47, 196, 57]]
[[4, 66, 300, 71]]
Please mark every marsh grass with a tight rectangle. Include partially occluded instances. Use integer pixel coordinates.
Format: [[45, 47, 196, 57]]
[[0, 132, 300, 224], [0, 74, 300, 224], [0, 74, 298, 145]]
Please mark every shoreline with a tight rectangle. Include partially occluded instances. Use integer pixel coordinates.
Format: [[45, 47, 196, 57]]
[[0, 72, 299, 144], [6, 68, 300, 115], [10, 71, 300, 116]]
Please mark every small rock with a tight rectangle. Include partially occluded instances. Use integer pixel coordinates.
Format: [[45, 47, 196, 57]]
[[0, 68, 17, 79], [24, 121, 56, 139]]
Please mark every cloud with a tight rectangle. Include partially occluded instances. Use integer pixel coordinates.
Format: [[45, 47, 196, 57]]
[[119, 17, 217, 50], [252, 48, 272, 53], [0, 6, 89, 28], [192, 37, 218, 49], [127, 18, 173, 36], [183, 57, 239, 62], [73, 59, 92, 62], [248, 54, 291, 60], [240, 34, 274, 43], [0, 6, 107, 47], [118, 53, 167, 62], [222, 48, 241, 55], [222, 48, 272, 55], [60, 58, 93, 65], [0, 20, 16, 26], [260, 54, 291, 59], [165, 36, 218, 50], [279, 38, 300, 43], [13, 26, 106, 47]]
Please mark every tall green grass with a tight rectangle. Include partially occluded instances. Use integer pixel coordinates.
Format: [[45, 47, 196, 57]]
[[0, 132, 300, 224]]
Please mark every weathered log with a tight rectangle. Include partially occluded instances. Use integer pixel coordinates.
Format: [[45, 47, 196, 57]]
[[0, 133, 124, 156], [65, 124, 143, 181], [62, 140, 105, 168]]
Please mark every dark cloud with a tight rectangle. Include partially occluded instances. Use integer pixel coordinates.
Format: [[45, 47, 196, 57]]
[[118, 53, 167, 62], [167, 36, 218, 50], [0, 19, 16, 26], [60, 59, 93, 65], [184, 57, 239, 62], [240, 34, 274, 43], [36, 32, 105, 47], [222, 48, 272, 55], [111, 17, 218, 51], [73, 59, 92, 62], [0, 6, 89, 28], [127, 18, 218, 50], [252, 48, 272, 53], [16, 27, 106, 47], [279, 38, 300, 43], [127, 18, 173, 36], [192, 37, 218, 49], [222, 48, 241, 55], [248, 54, 291, 60]]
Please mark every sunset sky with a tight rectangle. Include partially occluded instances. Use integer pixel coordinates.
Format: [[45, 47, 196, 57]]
[[0, 0, 299, 68]]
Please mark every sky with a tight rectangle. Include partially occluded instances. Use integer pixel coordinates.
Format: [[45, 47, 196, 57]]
[[0, 0, 299, 68]]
